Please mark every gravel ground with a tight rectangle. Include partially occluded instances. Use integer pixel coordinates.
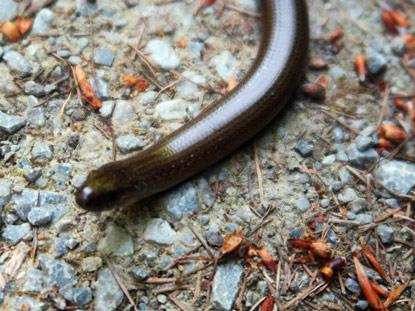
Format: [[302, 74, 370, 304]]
[[0, 0, 414, 310]]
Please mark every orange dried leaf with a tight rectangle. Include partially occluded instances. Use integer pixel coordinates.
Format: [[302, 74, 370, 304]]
[[227, 77, 237, 92], [261, 295, 274, 311], [370, 281, 390, 298], [360, 237, 391, 282], [329, 29, 343, 42], [177, 40, 186, 48], [246, 242, 257, 257], [353, 257, 388, 311], [74, 65, 102, 110], [384, 281, 409, 307], [408, 100, 415, 127], [393, 98, 408, 112], [389, 10, 409, 28], [289, 238, 332, 259], [377, 138, 394, 150], [381, 123, 406, 143], [401, 34, 415, 53], [221, 229, 243, 254], [354, 55, 367, 83], [382, 11, 399, 35], [0, 20, 21, 42], [16, 17, 32, 34], [257, 246, 277, 273]]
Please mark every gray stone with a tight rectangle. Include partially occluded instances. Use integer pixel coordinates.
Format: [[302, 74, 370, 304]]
[[360, 125, 376, 137], [332, 181, 344, 192], [345, 278, 361, 295], [39, 255, 77, 288], [176, 71, 206, 98], [15, 203, 32, 221], [391, 37, 406, 56], [377, 224, 394, 244], [322, 154, 336, 165], [89, 78, 110, 99], [356, 300, 369, 310], [0, 0, 17, 25], [11, 297, 46, 311], [384, 198, 398, 208], [73, 287, 92, 306], [211, 262, 244, 311], [347, 144, 378, 169], [3, 51, 32, 76], [82, 256, 102, 272], [99, 100, 115, 118], [112, 100, 135, 123], [26, 105, 46, 128], [2, 223, 31, 245], [97, 225, 134, 256], [92, 267, 124, 311], [68, 55, 82, 65], [24, 168, 42, 183], [355, 214, 373, 225], [366, 47, 387, 74], [295, 139, 314, 156], [159, 182, 201, 221], [296, 197, 311, 212], [81, 243, 97, 253], [145, 39, 180, 70], [23, 268, 43, 292], [94, 48, 115, 66], [376, 160, 415, 194], [44, 83, 56, 94], [144, 218, 178, 245], [320, 198, 330, 207], [238, 0, 259, 12], [350, 198, 369, 213], [338, 188, 358, 203], [28, 207, 53, 226], [0, 111, 26, 134], [13, 190, 71, 224], [116, 134, 144, 153], [31, 143, 53, 160], [157, 294, 167, 304], [55, 235, 79, 258], [55, 164, 72, 189], [206, 231, 224, 247], [131, 267, 148, 281], [0, 179, 12, 208], [209, 50, 238, 81], [57, 50, 71, 58], [289, 227, 303, 239], [155, 98, 197, 120], [32, 9, 55, 34], [333, 127, 343, 142], [24, 81, 45, 97], [72, 174, 87, 188], [355, 135, 376, 152]]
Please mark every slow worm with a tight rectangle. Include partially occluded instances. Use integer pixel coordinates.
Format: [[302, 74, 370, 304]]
[[76, 0, 309, 211]]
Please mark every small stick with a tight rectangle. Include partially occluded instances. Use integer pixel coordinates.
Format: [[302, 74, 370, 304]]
[[376, 84, 391, 128], [33, 89, 72, 108], [105, 257, 139, 311], [253, 143, 266, 207], [59, 92, 72, 118], [188, 224, 214, 258], [168, 293, 190, 311]]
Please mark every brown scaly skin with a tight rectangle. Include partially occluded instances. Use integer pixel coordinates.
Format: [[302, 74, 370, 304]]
[[76, 0, 309, 211]]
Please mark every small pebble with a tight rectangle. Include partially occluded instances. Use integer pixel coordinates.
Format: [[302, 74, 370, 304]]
[[31, 143, 53, 160], [0, 0, 18, 25], [82, 256, 103, 272], [144, 218, 178, 245], [366, 47, 387, 74], [391, 37, 406, 56], [355, 214, 373, 225], [116, 134, 145, 153], [145, 39, 180, 70], [377, 224, 395, 244], [338, 188, 358, 203], [209, 50, 238, 81], [73, 287, 93, 306], [296, 197, 311, 212], [131, 267, 148, 281], [32, 8, 55, 34], [2, 223, 32, 245], [295, 139, 314, 156], [24, 81, 45, 97], [355, 135, 376, 152], [28, 207, 53, 226], [0, 111, 27, 134], [99, 100, 115, 118], [345, 278, 361, 295]]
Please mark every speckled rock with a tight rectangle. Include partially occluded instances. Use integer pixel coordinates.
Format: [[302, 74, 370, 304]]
[[377, 224, 394, 244], [27, 207, 53, 226], [99, 100, 115, 118], [345, 278, 361, 295], [211, 262, 244, 311], [131, 267, 148, 281], [366, 47, 387, 74], [31, 143, 53, 160], [158, 182, 201, 221], [347, 144, 378, 169], [112, 100, 135, 123], [55, 235, 79, 258], [209, 50, 238, 81], [92, 266, 124, 311], [338, 188, 358, 203], [145, 39, 180, 69], [97, 225, 134, 256], [0, 112, 26, 135], [2, 223, 31, 245], [0, 0, 17, 25], [38, 255, 77, 288], [22, 268, 43, 292], [82, 256, 103, 272], [144, 218, 178, 245], [73, 287, 92, 306], [295, 139, 314, 156], [0, 179, 12, 208], [116, 134, 144, 153], [376, 160, 415, 194], [155, 99, 197, 121], [3, 51, 32, 77], [11, 296, 45, 311], [32, 9, 55, 34]]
